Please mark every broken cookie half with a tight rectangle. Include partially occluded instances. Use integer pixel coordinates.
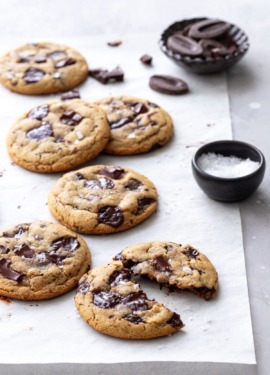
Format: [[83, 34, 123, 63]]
[[115, 241, 218, 301], [75, 261, 184, 339]]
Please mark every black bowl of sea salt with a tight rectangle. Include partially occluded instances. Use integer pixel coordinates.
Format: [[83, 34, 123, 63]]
[[192, 140, 266, 202]]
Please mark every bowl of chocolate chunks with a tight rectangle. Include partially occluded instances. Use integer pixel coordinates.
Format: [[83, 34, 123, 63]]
[[191, 140, 266, 202], [159, 18, 249, 73]]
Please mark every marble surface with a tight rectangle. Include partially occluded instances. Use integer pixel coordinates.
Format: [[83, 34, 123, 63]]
[[0, 1, 269, 374]]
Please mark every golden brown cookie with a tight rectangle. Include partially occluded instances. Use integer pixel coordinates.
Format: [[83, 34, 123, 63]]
[[0, 42, 88, 95], [6, 99, 110, 173], [0, 221, 91, 300], [116, 241, 218, 300], [48, 165, 158, 234], [94, 96, 173, 155], [75, 261, 184, 339]]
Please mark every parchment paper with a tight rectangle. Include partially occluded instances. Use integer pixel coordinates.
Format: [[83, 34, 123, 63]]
[[0, 34, 256, 372]]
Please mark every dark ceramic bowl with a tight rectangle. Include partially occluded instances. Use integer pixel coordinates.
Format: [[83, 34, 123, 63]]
[[192, 140, 266, 202], [159, 18, 249, 74]]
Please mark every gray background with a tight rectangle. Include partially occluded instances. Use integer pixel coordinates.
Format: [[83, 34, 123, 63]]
[[0, 0, 269, 374]]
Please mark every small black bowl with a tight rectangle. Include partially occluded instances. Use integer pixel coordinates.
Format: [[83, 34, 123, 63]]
[[192, 140, 266, 202], [159, 18, 249, 74]]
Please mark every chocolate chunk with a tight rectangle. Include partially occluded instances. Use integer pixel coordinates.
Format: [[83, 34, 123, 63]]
[[14, 244, 35, 258], [129, 102, 148, 114], [125, 179, 143, 191], [23, 68, 45, 83], [140, 54, 152, 65], [60, 110, 83, 126], [165, 245, 175, 252], [45, 252, 67, 265], [26, 122, 53, 141], [34, 54, 47, 63], [99, 167, 125, 180], [77, 281, 90, 294], [0, 245, 10, 254], [109, 269, 132, 287], [35, 252, 66, 266], [98, 206, 124, 227], [107, 66, 124, 82], [0, 258, 23, 282], [49, 51, 67, 61], [51, 236, 79, 252], [89, 69, 109, 84], [122, 291, 150, 311], [167, 312, 184, 327], [136, 198, 156, 214], [74, 172, 85, 180], [55, 58, 76, 68], [188, 19, 230, 39], [152, 255, 172, 273], [17, 55, 32, 63], [149, 75, 188, 95], [125, 314, 143, 324], [107, 40, 122, 47], [199, 39, 229, 57], [167, 34, 203, 56], [84, 177, 114, 190], [61, 90, 81, 101], [183, 246, 200, 259], [110, 116, 133, 129], [93, 290, 121, 308], [3, 225, 28, 239], [89, 67, 124, 84], [147, 101, 160, 108], [28, 105, 49, 120]]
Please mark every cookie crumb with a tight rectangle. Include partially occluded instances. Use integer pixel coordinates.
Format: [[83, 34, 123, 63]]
[[140, 54, 152, 65], [107, 40, 122, 47]]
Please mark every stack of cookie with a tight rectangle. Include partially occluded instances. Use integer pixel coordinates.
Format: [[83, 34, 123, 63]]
[[0, 41, 218, 340]]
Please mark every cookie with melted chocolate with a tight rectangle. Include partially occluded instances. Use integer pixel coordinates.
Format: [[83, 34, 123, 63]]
[[116, 241, 218, 300], [0, 221, 91, 300], [75, 261, 184, 339], [6, 99, 110, 173], [94, 96, 173, 155], [48, 165, 158, 234], [0, 42, 88, 95]]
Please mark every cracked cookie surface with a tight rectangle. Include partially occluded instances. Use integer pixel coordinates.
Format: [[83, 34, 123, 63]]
[[75, 261, 184, 339], [0, 221, 91, 300], [116, 241, 218, 300], [6, 99, 110, 173], [94, 96, 173, 155], [0, 42, 88, 95], [48, 165, 158, 234]]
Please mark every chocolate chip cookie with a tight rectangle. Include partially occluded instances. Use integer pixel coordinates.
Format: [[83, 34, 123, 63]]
[[115, 241, 218, 300], [75, 261, 184, 339], [6, 99, 110, 173], [0, 221, 91, 300], [94, 96, 173, 155], [48, 165, 158, 234], [0, 42, 88, 95]]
